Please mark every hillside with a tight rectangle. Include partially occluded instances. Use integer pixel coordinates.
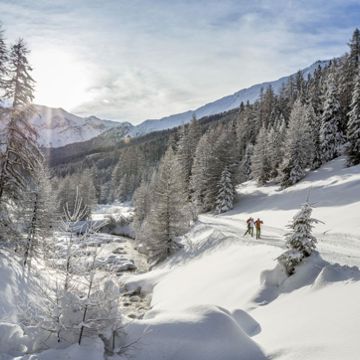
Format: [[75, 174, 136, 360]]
[[122, 157, 360, 360]]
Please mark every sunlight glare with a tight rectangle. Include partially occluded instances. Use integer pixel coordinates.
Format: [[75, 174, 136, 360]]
[[31, 48, 95, 111]]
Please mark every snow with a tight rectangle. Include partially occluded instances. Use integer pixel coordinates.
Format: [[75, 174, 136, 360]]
[[1, 157, 360, 359], [13, 338, 104, 360], [29, 105, 132, 148], [123, 305, 267, 360], [123, 156, 360, 360]]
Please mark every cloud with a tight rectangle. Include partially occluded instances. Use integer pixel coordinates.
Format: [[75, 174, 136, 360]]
[[0, 0, 358, 123]]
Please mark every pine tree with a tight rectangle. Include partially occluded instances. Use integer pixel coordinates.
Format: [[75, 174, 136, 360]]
[[280, 100, 311, 188], [0, 39, 40, 202], [216, 167, 235, 213], [20, 164, 58, 269], [339, 29, 360, 129], [346, 66, 360, 166], [237, 143, 254, 183], [320, 70, 344, 162], [305, 104, 322, 169], [251, 125, 271, 185], [133, 177, 153, 233], [278, 202, 320, 275], [191, 130, 216, 212], [0, 39, 41, 244], [267, 114, 286, 179], [0, 24, 7, 93], [176, 115, 201, 198], [143, 147, 190, 263]]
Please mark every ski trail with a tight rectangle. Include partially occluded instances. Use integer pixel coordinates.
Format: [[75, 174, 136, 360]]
[[199, 214, 285, 249], [199, 213, 360, 267]]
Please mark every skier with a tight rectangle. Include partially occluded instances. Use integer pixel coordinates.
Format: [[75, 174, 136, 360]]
[[255, 218, 263, 239], [244, 217, 254, 237]]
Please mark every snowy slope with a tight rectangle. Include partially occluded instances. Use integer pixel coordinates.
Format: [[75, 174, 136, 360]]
[[29, 105, 132, 148], [123, 157, 360, 360], [129, 60, 329, 137]]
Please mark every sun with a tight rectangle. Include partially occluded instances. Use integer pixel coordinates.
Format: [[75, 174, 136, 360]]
[[30, 47, 95, 111]]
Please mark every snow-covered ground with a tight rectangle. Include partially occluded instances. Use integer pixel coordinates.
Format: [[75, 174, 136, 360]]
[[1, 157, 360, 359], [122, 156, 360, 360]]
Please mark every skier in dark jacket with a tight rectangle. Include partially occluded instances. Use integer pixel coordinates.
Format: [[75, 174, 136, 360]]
[[244, 217, 254, 237]]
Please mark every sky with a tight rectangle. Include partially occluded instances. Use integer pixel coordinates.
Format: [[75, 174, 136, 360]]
[[0, 0, 359, 124]]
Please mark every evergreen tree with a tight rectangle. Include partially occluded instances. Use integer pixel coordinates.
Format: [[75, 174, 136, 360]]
[[305, 104, 322, 169], [190, 130, 217, 212], [216, 167, 235, 213], [0, 39, 41, 244], [280, 100, 311, 187], [133, 177, 153, 233], [339, 28, 360, 128], [278, 202, 320, 275], [20, 164, 57, 269], [251, 125, 271, 185], [237, 143, 254, 183], [320, 70, 344, 162], [142, 147, 189, 263], [176, 115, 201, 198], [267, 114, 286, 178], [346, 66, 360, 166], [0, 24, 7, 92]]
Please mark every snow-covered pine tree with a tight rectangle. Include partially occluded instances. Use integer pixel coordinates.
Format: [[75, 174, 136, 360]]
[[346, 66, 360, 166], [0, 39, 42, 244], [192, 124, 237, 212], [339, 29, 360, 129], [190, 130, 216, 212], [0, 24, 7, 92], [143, 147, 190, 263], [133, 177, 153, 233], [251, 125, 271, 185], [320, 69, 344, 163], [280, 100, 312, 188], [267, 114, 286, 179], [305, 103, 322, 169], [216, 166, 235, 213], [78, 170, 97, 219], [176, 115, 201, 199], [237, 143, 254, 183], [278, 202, 320, 275], [0, 38, 41, 200], [20, 163, 58, 269]]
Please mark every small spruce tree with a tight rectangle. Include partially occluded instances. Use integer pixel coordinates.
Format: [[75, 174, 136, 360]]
[[278, 202, 320, 275], [216, 167, 235, 213]]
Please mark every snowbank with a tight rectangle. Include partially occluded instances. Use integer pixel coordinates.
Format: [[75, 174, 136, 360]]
[[124, 305, 266, 360]]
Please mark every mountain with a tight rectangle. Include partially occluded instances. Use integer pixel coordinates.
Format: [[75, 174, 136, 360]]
[[30, 105, 132, 148], [129, 60, 329, 137]]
